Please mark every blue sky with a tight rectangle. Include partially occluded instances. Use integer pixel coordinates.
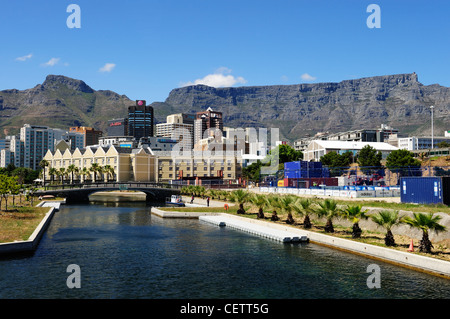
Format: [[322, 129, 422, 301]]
[[1, 0, 449, 103]]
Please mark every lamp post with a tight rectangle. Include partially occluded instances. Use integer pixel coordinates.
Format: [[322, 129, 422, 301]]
[[430, 105, 434, 149]]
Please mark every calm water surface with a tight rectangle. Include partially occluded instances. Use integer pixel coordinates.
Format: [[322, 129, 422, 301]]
[[0, 201, 449, 299]]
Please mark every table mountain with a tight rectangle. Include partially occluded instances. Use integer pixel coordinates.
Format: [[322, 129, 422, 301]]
[[1, 73, 448, 142], [154, 72, 450, 142], [0, 75, 132, 136]]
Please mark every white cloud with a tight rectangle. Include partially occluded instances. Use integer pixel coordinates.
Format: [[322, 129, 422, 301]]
[[42, 58, 60, 67], [99, 63, 116, 73], [280, 75, 289, 82], [301, 73, 317, 81], [15, 53, 33, 61], [181, 67, 247, 88]]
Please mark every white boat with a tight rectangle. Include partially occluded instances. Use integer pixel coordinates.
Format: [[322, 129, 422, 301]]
[[165, 195, 185, 207]]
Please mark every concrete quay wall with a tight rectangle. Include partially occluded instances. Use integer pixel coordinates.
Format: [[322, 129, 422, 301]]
[[0, 204, 56, 255]]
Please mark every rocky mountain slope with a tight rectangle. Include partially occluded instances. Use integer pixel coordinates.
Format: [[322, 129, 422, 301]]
[[0, 75, 132, 136], [1, 73, 448, 142], [154, 73, 449, 141]]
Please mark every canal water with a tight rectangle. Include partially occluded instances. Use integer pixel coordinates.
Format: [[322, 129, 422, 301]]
[[0, 200, 449, 299]]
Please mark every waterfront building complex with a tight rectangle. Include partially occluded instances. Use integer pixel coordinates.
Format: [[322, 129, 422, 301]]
[[42, 145, 243, 183]]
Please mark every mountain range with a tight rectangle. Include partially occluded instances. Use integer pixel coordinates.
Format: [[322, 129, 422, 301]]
[[1, 73, 448, 142]]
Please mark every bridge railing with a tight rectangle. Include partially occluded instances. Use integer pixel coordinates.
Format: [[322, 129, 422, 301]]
[[42, 182, 183, 191]]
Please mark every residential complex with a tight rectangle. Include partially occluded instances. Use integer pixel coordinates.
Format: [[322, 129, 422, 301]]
[[42, 145, 243, 183]]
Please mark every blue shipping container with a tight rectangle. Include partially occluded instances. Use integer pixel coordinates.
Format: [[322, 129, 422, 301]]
[[400, 177, 450, 205]]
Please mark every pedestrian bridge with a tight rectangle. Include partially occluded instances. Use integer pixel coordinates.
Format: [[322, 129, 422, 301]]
[[35, 182, 181, 204]]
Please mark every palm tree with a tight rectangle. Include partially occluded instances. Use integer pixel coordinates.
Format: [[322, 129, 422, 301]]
[[250, 193, 268, 219], [292, 198, 315, 229], [58, 167, 66, 184], [403, 212, 447, 253], [80, 167, 90, 183], [343, 205, 369, 238], [39, 160, 50, 188], [66, 164, 78, 184], [90, 163, 101, 183], [103, 165, 115, 182], [315, 199, 341, 233], [279, 195, 296, 224], [267, 195, 281, 221], [48, 167, 58, 184], [370, 210, 403, 246], [231, 189, 250, 214]]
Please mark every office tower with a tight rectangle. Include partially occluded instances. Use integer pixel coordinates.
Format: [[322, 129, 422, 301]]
[[156, 113, 195, 151], [107, 118, 129, 137], [194, 107, 223, 146], [69, 126, 103, 147], [127, 100, 154, 140]]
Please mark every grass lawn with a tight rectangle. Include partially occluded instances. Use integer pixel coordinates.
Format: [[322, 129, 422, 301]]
[[0, 199, 49, 244]]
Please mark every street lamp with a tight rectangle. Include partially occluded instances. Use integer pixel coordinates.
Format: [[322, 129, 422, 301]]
[[430, 105, 434, 149]]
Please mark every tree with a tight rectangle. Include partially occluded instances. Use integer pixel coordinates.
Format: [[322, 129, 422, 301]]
[[0, 174, 10, 211], [58, 168, 67, 184], [320, 151, 353, 168], [48, 167, 58, 184], [403, 213, 447, 253], [437, 141, 450, 148], [385, 149, 421, 177], [90, 163, 101, 182], [370, 210, 403, 246], [264, 144, 303, 170], [315, 199, 341, 233], [39, 160, 50, 188], [279, 195, 296, 224], [66, 164, 78, 183], [80, 167, 90, 182], [250, 193, 268, 219], [242, 160, 265, 183], [357, 145, 382, 173], [267, 195, 281, 221], [343, 205, 369, 238], [103, 165, 115, 182], [9, 176, 21, 207], [292, 198, 315, 229], [230, 189, 250, 214]]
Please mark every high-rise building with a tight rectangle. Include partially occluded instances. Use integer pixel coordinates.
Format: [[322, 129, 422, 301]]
[[20, 124, 55, 170], [69, 126, 103, 147], [156, 113, 195, 151], [107, 118, 129, 137], [194, 107, 223, 146], [127, 100, 154, 140]]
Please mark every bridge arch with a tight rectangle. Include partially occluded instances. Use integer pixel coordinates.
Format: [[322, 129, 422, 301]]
[[36, 185, 180, 204]]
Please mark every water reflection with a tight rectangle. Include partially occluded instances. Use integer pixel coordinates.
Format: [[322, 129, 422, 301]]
[[0, 201, 449, 299]]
